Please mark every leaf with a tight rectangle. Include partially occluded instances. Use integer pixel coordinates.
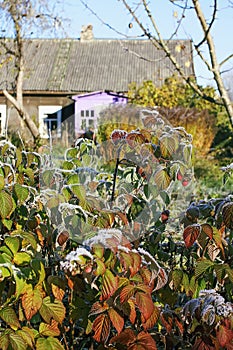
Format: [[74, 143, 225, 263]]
[[142, 305, 160, 330], [89, 302, 109, 317], [13, 252, 32, 265], [22, 287, 43, 320], [160, 134, 178, 158], [16, 327, 36, 348], [0, 306, 20, 330], [195, 259, 214, 279], [14, 184, 29, 203], [172, 270, 183, 290], [94, 258, 106, 276], [128, 299, 137, 324], [183, 224, 201, 248], [70, 184, 86, 201], [222, 202, 233, 229], [5, 236, 20, 255], [0, 174, 5, 190], [110, 328, 136, 346], [201, 223, 213, 240], [133, 331, 157, 350], [108, 308, 124, 334], [154, 268, 168, 291], [47, 276, 66, 301], [135, 292, 154, 321], [100, 270, 118, 301], [120, 284, 135, 303], [92, 314, 111, 343], [39, 297, 66, 324], [154, 169, 171, 191], [36, 337, 65, 350], [9, 332, 27, 350], [0, 190, 14, 219], [39, 319, 60, 337]]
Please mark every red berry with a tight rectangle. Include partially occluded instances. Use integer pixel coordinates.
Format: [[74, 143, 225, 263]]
[[182, 180, 189, 187], [177, 171, 183, 181]]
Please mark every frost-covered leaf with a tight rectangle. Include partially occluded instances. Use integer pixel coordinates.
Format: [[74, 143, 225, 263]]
[[154, 169, 171, 191], [14, 184, 29, 203], [0, 190, 14, 219]]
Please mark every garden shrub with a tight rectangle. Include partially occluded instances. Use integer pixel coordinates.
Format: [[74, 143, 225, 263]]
[[0, 107, 232, 350]]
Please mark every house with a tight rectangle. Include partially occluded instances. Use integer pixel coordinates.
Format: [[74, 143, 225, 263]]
[[0, 25, 195, 140]]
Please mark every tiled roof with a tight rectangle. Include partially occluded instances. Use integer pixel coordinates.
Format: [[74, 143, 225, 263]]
[[0, 38, 194, 93]]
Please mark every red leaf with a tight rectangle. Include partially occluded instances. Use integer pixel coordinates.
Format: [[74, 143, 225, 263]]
[[217, 324, 233, 348], [183, 224, 201, 248], [108, 308, 124, 334], [92, 314, 111, 343], [135, 292, 154, 321], [142, 305, 160, 330], [192, 337, 215, 350], [100, 270, 118, 301]]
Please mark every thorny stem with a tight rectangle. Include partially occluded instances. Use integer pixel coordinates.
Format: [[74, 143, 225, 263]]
[[111, 148, 121, 204]]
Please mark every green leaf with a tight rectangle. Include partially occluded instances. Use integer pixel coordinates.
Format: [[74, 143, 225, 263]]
[[36, 337, 65, 350], [5, 236, 20, 255], [9, 332, 27, 350], [66, 174, 80, 185], [70, 184, 86, 200], [13, 252, 32, 265], [0, 174, 5, 190], [0, 264, 12, 279], [195, 259, 214, 279], [0, 190, 14, 219], [0, 306, 20, 330], [31, 259, 46, 284], [39, 297, 66, 324], [11, 231, 37, 251], [154, 168, 171, 191], [160, 135, 178, 158], [16, 327, 36, 348], [2, 219, 13, 230], [14, 184, 29, 203], [15, 148, 23, 169], [100, 270, 118, 301], [41, 170, 54, 187], [39, 320, 60, 337], [172, 270, 183, 290], [12, 268, 27, 298]]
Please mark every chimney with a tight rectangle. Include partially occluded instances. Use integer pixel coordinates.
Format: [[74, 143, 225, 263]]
[[80, 24, 94, 42]]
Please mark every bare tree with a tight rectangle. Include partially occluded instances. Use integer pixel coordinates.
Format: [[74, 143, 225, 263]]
[[0, 0, 64, 143], [81, 0, 233, 127]]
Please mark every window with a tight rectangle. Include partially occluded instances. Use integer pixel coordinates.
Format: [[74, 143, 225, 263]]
[[79, 109, 96, 132], [0, 105, 7, 136], [38, 106, 61, 138]]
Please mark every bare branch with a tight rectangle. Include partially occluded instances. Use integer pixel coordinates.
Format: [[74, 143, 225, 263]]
[[195, 0, 217, 49]]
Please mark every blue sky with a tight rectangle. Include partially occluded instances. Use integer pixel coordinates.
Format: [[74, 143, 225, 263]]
[[60, 0, 233, 86]]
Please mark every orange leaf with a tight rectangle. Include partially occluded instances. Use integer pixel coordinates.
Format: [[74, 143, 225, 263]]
[[142, 305, 160, 330], [110, 328, 136, 346], [120, 284, 135, 303], [135, 292, 154, 321], [132, 331, 157, 350], [22, 288, 43, 320], [89, 301, 109, 317], [51, 284, 65, 301], [128, 299, 137, 324], [108, 308, 124, 334], [217, 324, 233, 348], [201, 223, 213, 240], [130, 252, 142, 277], [92, 314, 111, 344], [183, 224, 201, 248]]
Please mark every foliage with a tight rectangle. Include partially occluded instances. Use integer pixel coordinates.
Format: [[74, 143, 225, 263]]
[[0, 107, 232, 349], [127, 76, 224, 155]]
